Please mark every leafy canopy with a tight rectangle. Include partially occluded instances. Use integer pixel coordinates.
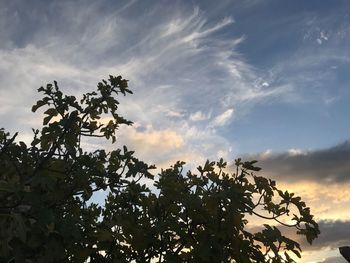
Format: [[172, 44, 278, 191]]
[[0, 76, 319, 262]]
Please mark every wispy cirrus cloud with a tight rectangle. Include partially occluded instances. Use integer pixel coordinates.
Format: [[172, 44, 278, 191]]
[[211, 108, 234, 127], [0, 0, 291, 165], [261, 9, 350, 108]]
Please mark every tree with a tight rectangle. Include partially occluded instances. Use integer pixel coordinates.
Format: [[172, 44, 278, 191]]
[[0, 75, 319, 262]]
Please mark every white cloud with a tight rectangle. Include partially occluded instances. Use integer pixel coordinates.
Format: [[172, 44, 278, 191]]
[[165, 110, 184, 118], [324, 96, 337, 105], [182, 16, 234, 44], [119, 126, 184, 150], [212, 108, 234, 127], [0, 1, 293, 171], [288, 148, 304, 156], [189, 111, 208, 121]]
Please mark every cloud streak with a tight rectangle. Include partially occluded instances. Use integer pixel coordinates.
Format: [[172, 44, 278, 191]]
[[212, 108, 234, 127], [0, 0, 293, 165]]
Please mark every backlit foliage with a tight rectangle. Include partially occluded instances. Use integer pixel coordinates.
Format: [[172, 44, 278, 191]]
[[0, 76, 319, 262]]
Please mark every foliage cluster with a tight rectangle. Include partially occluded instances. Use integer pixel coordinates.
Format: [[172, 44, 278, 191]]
[[0, 76, 319, 262]]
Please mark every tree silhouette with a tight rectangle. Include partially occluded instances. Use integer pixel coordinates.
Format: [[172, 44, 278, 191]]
[[0, 76, 319, 262]]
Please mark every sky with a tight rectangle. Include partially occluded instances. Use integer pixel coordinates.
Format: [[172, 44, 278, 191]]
[[1, 0, 350, 262]]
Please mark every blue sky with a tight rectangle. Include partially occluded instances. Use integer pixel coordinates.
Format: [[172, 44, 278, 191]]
[[1, 0, 350, 262]]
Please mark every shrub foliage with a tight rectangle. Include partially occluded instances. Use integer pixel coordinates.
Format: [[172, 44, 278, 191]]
[[0, 76, 319, 262]]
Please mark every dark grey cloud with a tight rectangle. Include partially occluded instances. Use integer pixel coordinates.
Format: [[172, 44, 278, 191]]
[[303, 220, 350, 251], [247, 140, 350, 184]]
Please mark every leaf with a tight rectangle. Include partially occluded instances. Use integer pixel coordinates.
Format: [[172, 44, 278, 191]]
[[43, 115, 53, 125], [13, 213, 27, 243], [0, 181, 16, 192], [44, 108, 58, 117], [242, 161, 261, 171], [38, 86, 45, 92], [31, 100, 46, 112]]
